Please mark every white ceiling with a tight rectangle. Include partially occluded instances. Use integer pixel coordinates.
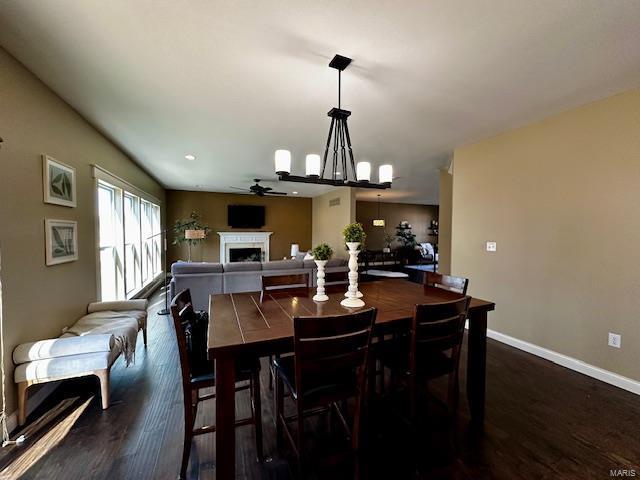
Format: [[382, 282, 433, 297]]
[[2, 1, 640, 204]]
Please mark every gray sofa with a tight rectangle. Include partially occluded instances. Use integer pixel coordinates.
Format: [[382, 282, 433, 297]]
[[170, 259, 348, 310]]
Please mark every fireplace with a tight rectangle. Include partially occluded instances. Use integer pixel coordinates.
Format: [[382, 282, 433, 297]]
[[218, 231, 273, 263], [229, 247, 263, 262]]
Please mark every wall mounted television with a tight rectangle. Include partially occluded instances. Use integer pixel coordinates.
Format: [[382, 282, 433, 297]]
[[227, 205, 265, 228]]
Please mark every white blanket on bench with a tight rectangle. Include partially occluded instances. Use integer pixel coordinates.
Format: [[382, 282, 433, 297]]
[[65, 311, 139, 366]]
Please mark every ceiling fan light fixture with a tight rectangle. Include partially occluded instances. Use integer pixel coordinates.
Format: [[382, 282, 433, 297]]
[[305, 154, 321, 177], [274, 149, 291, 175]]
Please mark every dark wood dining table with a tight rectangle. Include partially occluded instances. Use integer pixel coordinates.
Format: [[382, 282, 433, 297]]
[[208, 278, 495, 478]]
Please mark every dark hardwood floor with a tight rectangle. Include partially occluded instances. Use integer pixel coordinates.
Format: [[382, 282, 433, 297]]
[[2, 286, 639, 479]]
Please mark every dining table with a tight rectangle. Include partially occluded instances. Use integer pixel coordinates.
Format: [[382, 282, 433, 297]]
[[208, 278, 495, 478]]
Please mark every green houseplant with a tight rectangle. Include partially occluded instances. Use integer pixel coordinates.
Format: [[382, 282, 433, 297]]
[[312, 243, 334, 261], [342, 222, 366, 245], [173, 211, 211, 261]]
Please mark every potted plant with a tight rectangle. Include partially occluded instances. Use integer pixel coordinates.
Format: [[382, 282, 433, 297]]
[[383, 232, 394, 253], [311, 243, 333, 302], [173, 211, 211, 262], [340, 223, 366, 307], [395, 221, 418, 265]]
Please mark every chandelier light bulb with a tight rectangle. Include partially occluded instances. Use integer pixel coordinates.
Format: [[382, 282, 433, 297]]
[[305, 154, 321, 177], [356, 162, 371, 182], [274, 149, 291, 175], [379, 164, 393, 184]]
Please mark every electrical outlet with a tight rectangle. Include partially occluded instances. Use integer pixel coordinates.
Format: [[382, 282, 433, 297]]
[[486, 241, 497, 252], [608, 332, 621, 348]]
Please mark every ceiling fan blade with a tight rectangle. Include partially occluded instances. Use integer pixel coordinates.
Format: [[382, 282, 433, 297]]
[[230, 186, 251, 192], [266, 191, 288, 195], [262, 186, 273, 191]]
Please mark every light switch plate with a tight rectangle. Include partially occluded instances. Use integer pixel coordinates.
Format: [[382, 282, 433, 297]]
[[486, 241, 497, 252]]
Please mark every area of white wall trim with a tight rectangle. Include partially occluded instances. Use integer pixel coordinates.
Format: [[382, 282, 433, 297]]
[[5, 382, 60, 435], [485, 328, 640, 396]]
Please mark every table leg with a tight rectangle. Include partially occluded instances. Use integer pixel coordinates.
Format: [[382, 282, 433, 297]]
[[216, 352, 236, 478], [466, 310, 488, 424]]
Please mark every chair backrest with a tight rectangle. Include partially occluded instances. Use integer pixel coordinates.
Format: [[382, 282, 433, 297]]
[[293, 308, 377, 407], [410, 297, 471, 369], [170, 289, 197, 395], [424, 272, 469, 295], [260, 273, 309, 302]]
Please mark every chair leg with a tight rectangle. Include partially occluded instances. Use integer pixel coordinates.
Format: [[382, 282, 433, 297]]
[[180, 408, 195, 480], [297, 407, 305, 478], [447, 371, 460, 416], [275, 373, 284, 448], [96, 369, 110, 409], [252, 372, 264, 462], [17, 382, 29, 426], [408, 374, 417, 421]]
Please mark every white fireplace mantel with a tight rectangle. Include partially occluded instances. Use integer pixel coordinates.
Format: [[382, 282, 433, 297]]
[[218, 231, 273, 263]]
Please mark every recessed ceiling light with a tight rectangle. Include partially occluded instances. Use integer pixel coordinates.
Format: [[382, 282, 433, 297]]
[[292, 191, 298, 194], [336, 171, 341, 175], [185, 154, 196, 160]]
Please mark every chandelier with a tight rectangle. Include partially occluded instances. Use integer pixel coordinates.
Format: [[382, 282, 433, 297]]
[[275, 54, 393, 189]]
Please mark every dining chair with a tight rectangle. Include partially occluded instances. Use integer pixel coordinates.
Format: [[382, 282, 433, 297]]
[[260, 272, 310, 303], [170, 289, 263, 479], [261, 272, 310, 390], [273, 308, 377, 478], [424, 271, 469, 295], [378, 296, 471, 418]]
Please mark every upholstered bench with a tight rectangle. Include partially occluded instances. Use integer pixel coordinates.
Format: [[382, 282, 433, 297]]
[[12, 299, 148, 426]]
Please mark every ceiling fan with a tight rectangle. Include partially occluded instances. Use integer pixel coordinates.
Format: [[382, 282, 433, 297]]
[[230, 179, 287, 196]]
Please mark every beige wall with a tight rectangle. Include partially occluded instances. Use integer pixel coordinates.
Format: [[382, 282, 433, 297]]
[[355, 201, 438, 250], [166, 190, 312, 263], [312, 188, 356, 258], [452, 88, 640, 382], [0, 49, 165, 412], [438, 169, 453, 274]]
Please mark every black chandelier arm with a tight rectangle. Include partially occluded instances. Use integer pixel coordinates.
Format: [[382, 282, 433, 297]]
[[332, 118, 340, 180], [321, 116, 335, 179], [277, 173, 390, 189]]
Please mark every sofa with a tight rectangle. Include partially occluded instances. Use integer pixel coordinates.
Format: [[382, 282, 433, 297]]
[[170, 259, 349, 311], [12, 299, 147, 426]]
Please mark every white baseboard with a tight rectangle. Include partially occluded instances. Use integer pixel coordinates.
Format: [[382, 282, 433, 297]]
[[485, 328, 640, 396], [5, 382, 60, 437]]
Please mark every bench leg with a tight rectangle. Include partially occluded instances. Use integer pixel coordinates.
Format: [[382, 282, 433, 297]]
[[96, 369, 110, 409], [17, 382, 29, 426]]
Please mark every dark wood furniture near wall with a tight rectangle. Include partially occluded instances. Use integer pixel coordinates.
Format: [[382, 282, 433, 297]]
[[170, 289, 263, 479], [324, 270, 349, 285], [379, 296, 471, 418], [208, 279, 495, 479], [273, 308, 377, 477], [424, 271, 469, 295], [260, 272, 310, 303]]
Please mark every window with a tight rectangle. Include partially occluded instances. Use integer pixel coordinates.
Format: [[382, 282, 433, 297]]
[[97, 179, 161, 301]]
